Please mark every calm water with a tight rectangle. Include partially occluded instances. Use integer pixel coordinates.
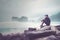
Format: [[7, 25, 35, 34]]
[[0, 21, 60, 34]]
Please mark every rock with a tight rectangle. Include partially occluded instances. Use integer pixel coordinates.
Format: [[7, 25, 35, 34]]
[[55, 25, 60, 30], [0, 33, 3, 40], [46, 35, 58, 40], [24, 30, 56, 40], [28, 28, 36, 31]]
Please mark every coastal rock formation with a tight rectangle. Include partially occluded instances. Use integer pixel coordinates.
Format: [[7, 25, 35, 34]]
[[0, 25, 60, 40]]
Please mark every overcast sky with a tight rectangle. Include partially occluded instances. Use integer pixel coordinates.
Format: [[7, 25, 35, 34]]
[[0, 0, 60, 21]]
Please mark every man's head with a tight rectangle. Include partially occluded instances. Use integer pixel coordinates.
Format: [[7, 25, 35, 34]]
[[45, 15, 48, 18]]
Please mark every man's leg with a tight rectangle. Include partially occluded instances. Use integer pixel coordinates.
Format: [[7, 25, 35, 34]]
[[40, 26, 51, 31], [40, 22, 44, 28]]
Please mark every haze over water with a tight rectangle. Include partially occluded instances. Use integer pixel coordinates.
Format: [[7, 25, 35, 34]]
[[0, 21, 60, 35]]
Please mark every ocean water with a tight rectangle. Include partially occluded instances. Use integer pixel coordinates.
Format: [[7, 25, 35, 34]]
[[0, 21, 60, 34]]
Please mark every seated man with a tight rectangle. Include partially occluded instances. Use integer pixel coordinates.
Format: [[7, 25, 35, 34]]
[[40, 15, 51, 28]]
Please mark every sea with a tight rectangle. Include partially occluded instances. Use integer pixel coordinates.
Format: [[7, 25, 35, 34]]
[[0, 21, 60, 35]]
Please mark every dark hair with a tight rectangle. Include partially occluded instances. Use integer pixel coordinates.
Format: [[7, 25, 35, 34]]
[[45, 15, 48, 16]]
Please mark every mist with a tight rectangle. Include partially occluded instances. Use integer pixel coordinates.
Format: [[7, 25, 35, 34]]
[[0, 0, 60, 22]]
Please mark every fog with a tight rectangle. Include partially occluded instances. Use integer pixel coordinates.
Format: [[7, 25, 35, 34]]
[[0, 0, 60, 22]]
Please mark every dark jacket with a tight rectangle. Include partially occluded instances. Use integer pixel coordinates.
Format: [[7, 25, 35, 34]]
[[43, 17, 50, 26]]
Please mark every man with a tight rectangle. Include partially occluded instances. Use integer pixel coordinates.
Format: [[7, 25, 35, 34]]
[[40, 15, 51, 28]]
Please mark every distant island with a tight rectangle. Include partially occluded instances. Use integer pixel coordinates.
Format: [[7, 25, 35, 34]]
[[12, 16, 28, 22]]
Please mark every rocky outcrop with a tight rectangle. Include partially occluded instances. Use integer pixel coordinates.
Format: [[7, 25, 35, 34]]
[[0, 25, 60, 40]]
